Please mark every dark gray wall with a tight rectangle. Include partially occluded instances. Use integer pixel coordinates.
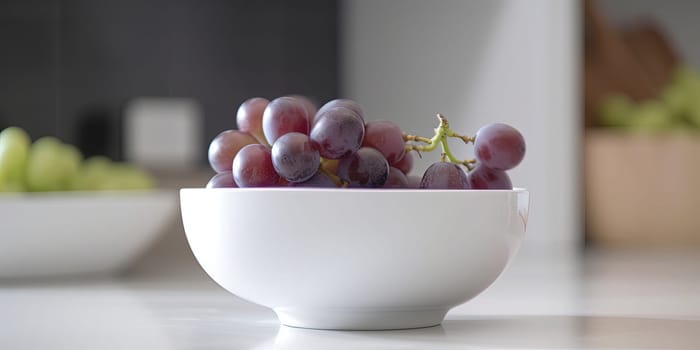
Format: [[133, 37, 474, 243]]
[[0, 0, 338, 160]]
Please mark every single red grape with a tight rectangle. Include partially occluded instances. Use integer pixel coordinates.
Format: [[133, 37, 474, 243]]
[[474, 123, 525, 171], [271, 132, 320, 183], [468, 164, 512, 189], [232, 144, 280, 187], [310, 107, 365, 159], [206, 171, 238, 188], [336, 147, 389, 188], [262, 97, 310, 145], [419, 162, 470, 189], [362, 120, 406, 164], [236, 97, 269, 145]]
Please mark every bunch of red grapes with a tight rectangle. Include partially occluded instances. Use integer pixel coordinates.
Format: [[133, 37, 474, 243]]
[[207, 96, 525, 189]]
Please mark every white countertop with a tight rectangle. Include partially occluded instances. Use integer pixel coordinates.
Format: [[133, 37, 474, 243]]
[[2, 248, 699, 349]]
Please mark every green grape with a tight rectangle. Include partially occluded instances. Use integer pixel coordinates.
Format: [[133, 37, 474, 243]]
[[0, 127, 31, 192], [664, 66, 700, 124], [26, 137, 84, 191], [26, 137, 65, 191], [630, 101, 673, 131], [661, 82, 690, 119], [598, 94, 634, 127], [71, 156, 112, 191]]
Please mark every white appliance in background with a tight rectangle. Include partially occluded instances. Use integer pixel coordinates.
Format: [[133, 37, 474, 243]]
[[123, 98, 203, 170], [341, 0, 581, 252]]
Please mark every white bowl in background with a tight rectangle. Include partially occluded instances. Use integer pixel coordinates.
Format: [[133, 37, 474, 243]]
[[0, 190, 177, 279], [181, 188, 529, 330]]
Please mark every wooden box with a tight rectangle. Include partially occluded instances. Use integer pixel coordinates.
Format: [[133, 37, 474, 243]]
[[585, 130, 700, 247]]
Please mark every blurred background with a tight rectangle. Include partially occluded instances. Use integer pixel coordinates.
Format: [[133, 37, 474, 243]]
[[1, 0, 699, 279]]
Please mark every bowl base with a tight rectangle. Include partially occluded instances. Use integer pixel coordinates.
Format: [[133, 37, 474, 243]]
[[274, 307, 448, 330]]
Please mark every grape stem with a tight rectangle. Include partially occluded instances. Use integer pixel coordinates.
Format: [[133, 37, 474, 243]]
[[403, 114, 477, 171]]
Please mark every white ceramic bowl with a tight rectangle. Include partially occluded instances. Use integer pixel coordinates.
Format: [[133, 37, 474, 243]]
[[181, 188, 529, 330], [0, 190, 177, 279]]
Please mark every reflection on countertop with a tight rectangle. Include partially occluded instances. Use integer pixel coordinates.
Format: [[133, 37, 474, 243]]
[[1, 248, 699, 349]]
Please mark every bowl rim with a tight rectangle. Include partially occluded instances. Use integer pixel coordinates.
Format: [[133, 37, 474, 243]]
[[180, 187, 528, 193], [0, 189, 175, 200]]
